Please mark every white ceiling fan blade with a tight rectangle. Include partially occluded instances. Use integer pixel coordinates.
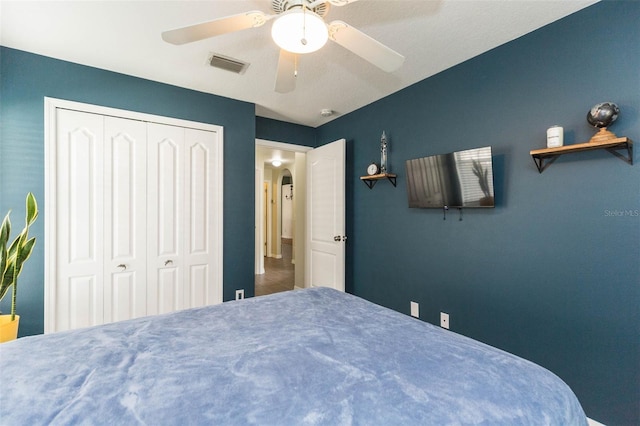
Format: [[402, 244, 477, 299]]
[[162, 11, 270, 45], [275, 50, 297, 93], [308, 0, 358, 7], [327, 0, 359, 6], [328, 21, 404, 72]]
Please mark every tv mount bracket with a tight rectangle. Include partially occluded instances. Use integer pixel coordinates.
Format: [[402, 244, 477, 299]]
[[442, 206, 463, 221]]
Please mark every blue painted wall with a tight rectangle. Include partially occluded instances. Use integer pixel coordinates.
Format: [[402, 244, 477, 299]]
[[0, 47, 257, 333], [256, 116, 316, 147], [315, 2, 639, 424]]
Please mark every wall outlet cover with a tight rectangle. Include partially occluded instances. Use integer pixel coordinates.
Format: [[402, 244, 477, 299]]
[[440, 312, 450, 329], [410, 301, 419, 318]]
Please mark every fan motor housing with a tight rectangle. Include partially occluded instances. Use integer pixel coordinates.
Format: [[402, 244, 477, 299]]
[[271, 0, 329, 17]]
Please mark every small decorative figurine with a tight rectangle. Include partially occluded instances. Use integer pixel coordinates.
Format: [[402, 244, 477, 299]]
[[587, 102, 620, 143], [380, 131, 388, 173]]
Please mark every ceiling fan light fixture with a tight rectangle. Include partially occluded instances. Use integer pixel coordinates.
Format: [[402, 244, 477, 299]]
[[271, 8, 328, 54]]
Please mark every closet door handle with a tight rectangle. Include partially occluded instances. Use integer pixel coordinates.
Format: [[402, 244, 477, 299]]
[[117, 264, 127, 271], [164, 260, 173, 266]]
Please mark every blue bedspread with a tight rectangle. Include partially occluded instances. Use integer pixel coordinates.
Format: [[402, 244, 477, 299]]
[[1, 288, 586, 425]]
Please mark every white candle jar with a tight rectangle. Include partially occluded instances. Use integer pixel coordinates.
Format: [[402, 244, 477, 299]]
[[546, 126, 564, 148]]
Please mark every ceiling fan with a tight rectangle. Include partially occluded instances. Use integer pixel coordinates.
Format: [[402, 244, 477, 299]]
[[161, 0, 405, 93]]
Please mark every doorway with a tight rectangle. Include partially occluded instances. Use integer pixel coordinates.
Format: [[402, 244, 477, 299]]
[[255, 169, 294, 296], [255, 140, 311, 296]]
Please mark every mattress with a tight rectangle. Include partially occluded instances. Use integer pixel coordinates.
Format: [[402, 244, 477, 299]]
[[0, 287, 587, 425]]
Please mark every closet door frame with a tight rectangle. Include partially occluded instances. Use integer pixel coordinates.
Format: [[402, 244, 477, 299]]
[[44, 97, 224, 333]]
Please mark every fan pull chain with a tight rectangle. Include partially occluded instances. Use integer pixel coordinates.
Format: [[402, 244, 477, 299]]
[[301, 5, 308, 46]]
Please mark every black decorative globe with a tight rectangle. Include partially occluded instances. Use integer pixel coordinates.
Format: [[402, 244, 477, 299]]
[[587, 102, 620, 128]]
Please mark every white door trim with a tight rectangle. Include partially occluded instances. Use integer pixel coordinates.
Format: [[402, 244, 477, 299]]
[[256, 139, 313, 153], [264, 177, 273, 258], [44, 97, 224, 332]]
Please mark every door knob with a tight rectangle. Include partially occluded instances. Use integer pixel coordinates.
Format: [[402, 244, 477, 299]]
[[164, 260, 174, 266], [334, 236, 341, 241], [117, 264, 127, 271]]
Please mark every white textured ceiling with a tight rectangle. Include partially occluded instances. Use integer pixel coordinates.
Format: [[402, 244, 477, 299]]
[[0, 0, 597, 127]]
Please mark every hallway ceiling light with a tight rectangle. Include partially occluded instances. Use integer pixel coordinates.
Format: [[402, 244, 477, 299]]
[[271, 160, 282, 167]]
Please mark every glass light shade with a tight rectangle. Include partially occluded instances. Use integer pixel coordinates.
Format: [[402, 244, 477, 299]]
[[271, 9, 328, 54], [271, 160, 282, 167]]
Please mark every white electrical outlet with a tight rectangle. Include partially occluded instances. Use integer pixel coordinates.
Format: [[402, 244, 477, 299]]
[[235, 289, 244, 300], [440, 312, 450, 329], [410, 301, 419, 318]]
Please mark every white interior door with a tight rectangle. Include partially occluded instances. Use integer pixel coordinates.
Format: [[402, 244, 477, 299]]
[[103, 116, 148, 324], [54, 111, 149, 329], [54, 109, 106, 330], [147, 124, 221, 314], [147, 123, 185, 314], [184, 128, 220, 308], [306, 139, 346, 292]]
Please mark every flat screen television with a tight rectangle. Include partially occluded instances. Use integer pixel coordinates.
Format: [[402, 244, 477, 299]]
[[405, 146, 494, 208]]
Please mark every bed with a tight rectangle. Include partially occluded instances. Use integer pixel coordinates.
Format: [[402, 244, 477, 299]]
[[1, 287, 586, 425]]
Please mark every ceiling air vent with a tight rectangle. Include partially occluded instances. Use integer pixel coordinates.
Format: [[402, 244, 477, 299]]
[[207, 53, 249, 75]]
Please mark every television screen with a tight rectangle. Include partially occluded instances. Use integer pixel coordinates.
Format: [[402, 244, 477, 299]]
[[405, 146, 494, 208]]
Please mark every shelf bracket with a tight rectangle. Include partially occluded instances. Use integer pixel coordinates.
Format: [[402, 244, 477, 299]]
[[532, 154, 559, 173], [363, 179, 377, 189], [605, 143, 633, 165]]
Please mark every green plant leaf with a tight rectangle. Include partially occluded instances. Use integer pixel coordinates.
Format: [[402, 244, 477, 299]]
[[0, 263, 16, 301], [13, 237, 36, 277], [0, 193, 38, 317], [25, 192, 38, 226], [0, 244, 7, 285], [7, 234, 20, 259], [0, 215, 8, 287], [0, 212, 10, 248]]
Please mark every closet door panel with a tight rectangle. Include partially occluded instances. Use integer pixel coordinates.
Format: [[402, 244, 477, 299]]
[[147, 123, 185, 314], [110, 273, 142, 322], [153, 267, 181, 314], [189, 141, 208, 254], [185, 128, 219, 306], [188, 265, 209, 308], [157, 139, 180, 256], [104, 117, 148, 323], [55, 109, 105, 331], [65, 276, 101, 330]]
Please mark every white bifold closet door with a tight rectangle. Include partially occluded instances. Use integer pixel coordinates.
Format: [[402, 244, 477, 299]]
[[146, 123, 220, 316], [51, 108, 221, 332]]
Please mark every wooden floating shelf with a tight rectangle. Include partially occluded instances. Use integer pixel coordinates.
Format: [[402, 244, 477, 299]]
[[360, 173, 397, 189], [530, 136, 633, 173]]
